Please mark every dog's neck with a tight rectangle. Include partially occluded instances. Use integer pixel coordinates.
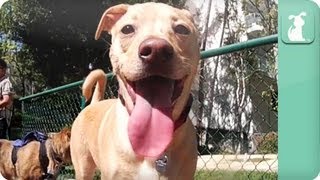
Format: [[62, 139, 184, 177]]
[[118, 93, 193, 131], [47, 139, 63, 164]]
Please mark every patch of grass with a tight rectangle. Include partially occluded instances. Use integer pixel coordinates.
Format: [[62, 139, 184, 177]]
[[195, 170, 278, 180]]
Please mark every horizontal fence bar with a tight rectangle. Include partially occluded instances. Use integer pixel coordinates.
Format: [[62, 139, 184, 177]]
[[19, 72, 114, 101], [19, 34, 278, 101], [200, 34, 278, 59]]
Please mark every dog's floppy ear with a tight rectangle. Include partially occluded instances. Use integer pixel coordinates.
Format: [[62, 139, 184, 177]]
[[61, 127, 71, 141], [95, 4, 129, 40]]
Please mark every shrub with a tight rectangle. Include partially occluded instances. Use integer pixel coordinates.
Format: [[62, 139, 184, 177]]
[[257, 132, 278, 154]]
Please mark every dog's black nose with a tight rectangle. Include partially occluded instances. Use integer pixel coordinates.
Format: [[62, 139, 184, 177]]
[[139, 38, 174, 63]]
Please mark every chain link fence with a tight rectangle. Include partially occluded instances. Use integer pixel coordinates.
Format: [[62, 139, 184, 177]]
[[193, 40, 278, 179], [19, 74, 118, 179], [19, 36, 278, 179]]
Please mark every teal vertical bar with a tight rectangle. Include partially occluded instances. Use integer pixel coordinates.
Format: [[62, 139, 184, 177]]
[[279, 0, 320, 179]]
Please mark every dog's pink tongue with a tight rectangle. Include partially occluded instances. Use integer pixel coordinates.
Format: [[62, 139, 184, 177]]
[[128, 77, 174, 158]]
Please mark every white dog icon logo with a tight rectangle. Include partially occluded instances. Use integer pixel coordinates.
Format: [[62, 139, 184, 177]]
[[288, 12, 307, 41]]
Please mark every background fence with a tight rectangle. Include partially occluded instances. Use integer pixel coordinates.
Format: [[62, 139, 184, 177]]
[[19, 35, 278, 179]]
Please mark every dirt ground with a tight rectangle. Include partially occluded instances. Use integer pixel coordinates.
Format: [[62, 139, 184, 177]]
[[197, 154, 278, 172]]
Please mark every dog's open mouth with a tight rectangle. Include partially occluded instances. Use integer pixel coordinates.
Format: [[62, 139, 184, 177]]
[[126, 76, 184, 113], [123, 76, 185, 158]]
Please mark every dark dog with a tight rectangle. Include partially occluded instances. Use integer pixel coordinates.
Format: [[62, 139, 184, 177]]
[[0, 127, 71, 180]]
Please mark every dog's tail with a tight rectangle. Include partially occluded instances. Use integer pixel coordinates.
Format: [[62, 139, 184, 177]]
[[82, 69, 107, 104]]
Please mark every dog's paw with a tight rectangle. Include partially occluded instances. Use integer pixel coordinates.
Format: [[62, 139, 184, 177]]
[[42, 172, 54, 180]]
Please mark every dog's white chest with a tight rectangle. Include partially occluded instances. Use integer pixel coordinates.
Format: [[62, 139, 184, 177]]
[[136, 160, 162, 180]]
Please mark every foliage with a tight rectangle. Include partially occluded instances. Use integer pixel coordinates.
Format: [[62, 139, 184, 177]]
[[262, 85, 278, 112], [242, 0, 278, 35], [0, 0, 48, 36], [257, 132, 278, 154], [1, 41, 45, 96], [0, 0, 54, 95]]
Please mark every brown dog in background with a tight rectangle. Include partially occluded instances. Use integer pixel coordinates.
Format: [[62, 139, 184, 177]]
[[70, 2, 200, 180], [0, 127, 72, 180]]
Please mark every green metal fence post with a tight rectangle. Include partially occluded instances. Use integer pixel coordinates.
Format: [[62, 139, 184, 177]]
[[80, 96, 86, 110]]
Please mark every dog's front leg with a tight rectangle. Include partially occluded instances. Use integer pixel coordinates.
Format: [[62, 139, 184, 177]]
[[46, 161, 56, 179]]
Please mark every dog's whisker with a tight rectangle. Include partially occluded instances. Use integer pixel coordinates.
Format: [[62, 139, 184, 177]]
[[101, 37, 111, 46]]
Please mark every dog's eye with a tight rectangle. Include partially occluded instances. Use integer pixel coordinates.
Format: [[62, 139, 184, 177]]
[[174, 24, 190, 35], [121, 25, 135, 34]]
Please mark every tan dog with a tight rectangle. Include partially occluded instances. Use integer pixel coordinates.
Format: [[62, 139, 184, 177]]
[[0, 127, 72, 180], [70, 2, 200, 180]]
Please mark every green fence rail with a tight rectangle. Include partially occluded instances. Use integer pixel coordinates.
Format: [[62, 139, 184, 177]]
[[19, 34, 278, 179], [200, 34, 277, 58]]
